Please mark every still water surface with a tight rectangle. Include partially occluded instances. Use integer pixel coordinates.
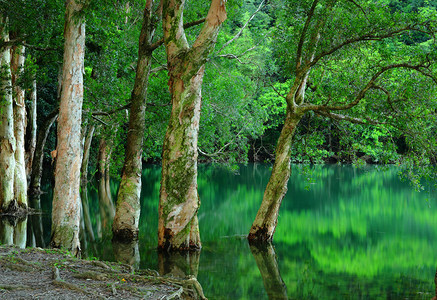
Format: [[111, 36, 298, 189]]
[[8, 164, 437, 299]]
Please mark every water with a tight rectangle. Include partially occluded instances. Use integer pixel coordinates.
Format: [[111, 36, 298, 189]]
[[3, 164, 437, 299]]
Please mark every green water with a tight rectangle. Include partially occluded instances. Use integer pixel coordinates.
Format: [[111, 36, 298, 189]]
[[6, 164, 437, 299]]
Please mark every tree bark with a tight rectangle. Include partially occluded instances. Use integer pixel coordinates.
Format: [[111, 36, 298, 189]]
[[112, 1, 156, 241], [50, 0, 85, 256], [158, 0, 227, 251], [248, 109, 303, 242], [0, 15, 16, 212], [11, 44, 27, 208]]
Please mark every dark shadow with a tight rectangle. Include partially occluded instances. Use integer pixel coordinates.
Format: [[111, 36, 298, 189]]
[[249, 241, 288, 300]]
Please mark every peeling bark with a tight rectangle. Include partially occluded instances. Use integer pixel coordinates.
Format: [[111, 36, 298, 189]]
[[11, 43, 27, 208], [50, 0, 85, 256], [0, 15, 16, 212], [113, 1, 157, 241], [158, 0, 226, 251]]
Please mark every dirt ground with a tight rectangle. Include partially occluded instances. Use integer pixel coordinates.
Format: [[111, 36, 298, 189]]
[[0, 245, 206, 299]]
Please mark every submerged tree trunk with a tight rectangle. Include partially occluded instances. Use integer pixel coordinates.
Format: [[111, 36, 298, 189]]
[[0, 16, 16, 212], [50, 0, 85, 256], [158, 0, 227, 251], [112, 2, 156, 241], [248, 109, 303, 242], [11, 44, 27, 209]]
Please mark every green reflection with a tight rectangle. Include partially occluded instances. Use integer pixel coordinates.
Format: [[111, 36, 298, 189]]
[[25, 164, 437, 299]]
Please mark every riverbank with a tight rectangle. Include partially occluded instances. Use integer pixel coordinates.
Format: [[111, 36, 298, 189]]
[[0, 245, 206, 299]]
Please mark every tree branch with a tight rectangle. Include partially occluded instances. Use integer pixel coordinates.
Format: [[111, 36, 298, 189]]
[[296, 0, 319, 69], [150, 18, 206, 51], [315, 110, 383, 125]]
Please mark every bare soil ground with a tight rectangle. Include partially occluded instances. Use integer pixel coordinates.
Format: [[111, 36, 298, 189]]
[[0, 245, 206, 299]]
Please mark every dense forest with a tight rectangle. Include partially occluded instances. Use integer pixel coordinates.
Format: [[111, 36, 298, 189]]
[[0, 0, 436, 256]]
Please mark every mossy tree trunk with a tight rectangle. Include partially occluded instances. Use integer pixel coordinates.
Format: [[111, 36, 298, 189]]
[[158, 0, 227, 251], [113, 1, 157, 241], [50, 0, 85, 256], [248, 106, 304, 242], [11, 43, 27, 209], [0, 15, 16, 212]]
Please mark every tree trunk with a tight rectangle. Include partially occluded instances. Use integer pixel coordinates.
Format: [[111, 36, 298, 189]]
[[50, 0, 85, 256], [98, 138, 115, 237], [11, 44, 27, 209], [248, 109, 303, 242], [0, 15, 16, 212], [112, 2, 156, 241], [80, 124, 95, 242], [158, 0, 227, 251], [29, 109, 58, 195], [25, 78, 37, 178]]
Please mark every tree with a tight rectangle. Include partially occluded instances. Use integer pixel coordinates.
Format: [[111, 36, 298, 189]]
[[50, 0, 86, 255], [248, 0, 437, 242], [112, 0, 159, 241], [0, 15, 16, 212], [11, 42, 27, 209], [158, 0, 227, 250]]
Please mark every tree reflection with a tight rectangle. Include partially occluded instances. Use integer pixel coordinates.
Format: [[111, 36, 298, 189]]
[[0, 215, 27, 248], [249, 242, 288, 300], [112, 239, 140, 270], [158, 250, 200, 277]]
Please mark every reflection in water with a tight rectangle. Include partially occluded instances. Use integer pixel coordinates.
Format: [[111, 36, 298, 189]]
[[158, 250, 200, 277], [112, 239, 140, 270], [158, 250, 206, 299], [0, 216, 27, 248], [250, 242, 288, 300], [27, 194, 45, 248], [7, 164, 436, 299]]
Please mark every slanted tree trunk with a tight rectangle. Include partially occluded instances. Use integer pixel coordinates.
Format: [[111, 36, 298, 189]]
[[80, 124, 95, 242], [50, 0, 85, 256], [158, 0, 227, 251], [0, 16, 16, 212], [25, 78, 37, 178], [112, 1, 157, 241], [11, 43, 27, 209], [248, 107, 304, 242], [29, 109, 58, 195]]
